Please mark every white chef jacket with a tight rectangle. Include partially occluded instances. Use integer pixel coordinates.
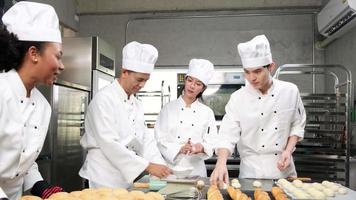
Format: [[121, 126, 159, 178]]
[[79, 79, 166, 189], [0, 70, 51, 200], [217, 78, 306, 179], [155, 96, 218, 177]]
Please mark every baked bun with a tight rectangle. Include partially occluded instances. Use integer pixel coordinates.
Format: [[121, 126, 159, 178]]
[[146, 192, 164, 200], [130, 190, 146, 200], [21, 196, 42, 200]]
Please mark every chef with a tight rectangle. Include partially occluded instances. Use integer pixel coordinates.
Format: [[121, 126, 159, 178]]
[[155, 58, 218, 177], [210, 35, 306, 185], [0, 2, 64, 199], [79, 41, 172, 189]]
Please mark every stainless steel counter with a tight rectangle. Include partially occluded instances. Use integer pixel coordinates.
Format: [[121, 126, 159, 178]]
[[135, 176, 356, 199]]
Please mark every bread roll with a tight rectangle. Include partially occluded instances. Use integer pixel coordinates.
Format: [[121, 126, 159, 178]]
[[145, 192, 164, 200], [130, 190, 146, 200], [47, 192, 69, 199], [21, 196, 42, 200], [113, 188, 129, 196]]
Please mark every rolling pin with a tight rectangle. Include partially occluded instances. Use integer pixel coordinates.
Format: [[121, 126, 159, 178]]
[[133, 180, 167, 191]]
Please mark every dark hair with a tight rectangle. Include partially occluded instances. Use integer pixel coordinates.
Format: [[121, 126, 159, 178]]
[[263, 64, 270, 68], [0, 25, 45, 72]]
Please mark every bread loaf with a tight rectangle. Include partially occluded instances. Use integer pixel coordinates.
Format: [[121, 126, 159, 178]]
[[254, 188, 271, 200], [207, 185, 223, 200], [271, 187, 290, 200], [226, 185, 251, 200]]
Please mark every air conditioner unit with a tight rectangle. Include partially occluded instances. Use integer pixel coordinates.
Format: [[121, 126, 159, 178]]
[[317, 0, 356, 38]]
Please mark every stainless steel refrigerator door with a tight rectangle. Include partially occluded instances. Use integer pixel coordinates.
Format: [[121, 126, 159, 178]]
[[51, 85, 88, 191]]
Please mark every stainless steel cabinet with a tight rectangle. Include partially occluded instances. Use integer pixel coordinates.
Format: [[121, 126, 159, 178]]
[[37, 83, 89, 191]]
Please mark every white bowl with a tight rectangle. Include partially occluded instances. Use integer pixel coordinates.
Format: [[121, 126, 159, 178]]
[[172, 167, 193, 179]]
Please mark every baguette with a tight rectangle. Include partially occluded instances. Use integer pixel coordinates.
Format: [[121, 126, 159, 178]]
[[207, 185, 223, 200], [271, 186, 290, 200], [254, 188, 271, 200], [226, 186, 251, 200]]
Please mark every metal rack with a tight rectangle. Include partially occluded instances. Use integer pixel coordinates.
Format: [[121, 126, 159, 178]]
[[274, 64, 353, 186]]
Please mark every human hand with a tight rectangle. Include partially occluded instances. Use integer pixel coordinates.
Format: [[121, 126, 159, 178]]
[[277, 150, 292, 171], [146, 163, 172, 178], [190, 143, 204, 154], [209, 163, 229, 187], [179, 138, 193, 154]]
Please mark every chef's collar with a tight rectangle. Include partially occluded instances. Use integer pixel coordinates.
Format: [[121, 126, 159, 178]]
[[114, 79, 134, 101], [245, 77, 276, 96], [178, 95, 200, 109], [8, 69, 34, 99]]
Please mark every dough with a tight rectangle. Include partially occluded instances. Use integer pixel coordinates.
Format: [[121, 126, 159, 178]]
[[322, 188, 335, 197], [338, 187, 348, 195], [292, 179, 303, 188], [253, 180, 262, 188], [312, 182, 324, 190], [196, 180, 205, 190]]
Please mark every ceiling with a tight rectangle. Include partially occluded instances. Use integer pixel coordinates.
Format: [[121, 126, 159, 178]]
[[76, 0, 330, 15]]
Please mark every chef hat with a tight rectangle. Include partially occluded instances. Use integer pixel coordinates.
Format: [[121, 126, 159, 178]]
[[186, 58, 214, 86], [237, 35, 272, 69], [2, 1, 61, 43], [122, 41, 158, 74]]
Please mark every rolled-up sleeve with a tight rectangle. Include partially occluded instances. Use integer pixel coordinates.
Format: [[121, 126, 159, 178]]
[[290, 90, 306, 140]]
